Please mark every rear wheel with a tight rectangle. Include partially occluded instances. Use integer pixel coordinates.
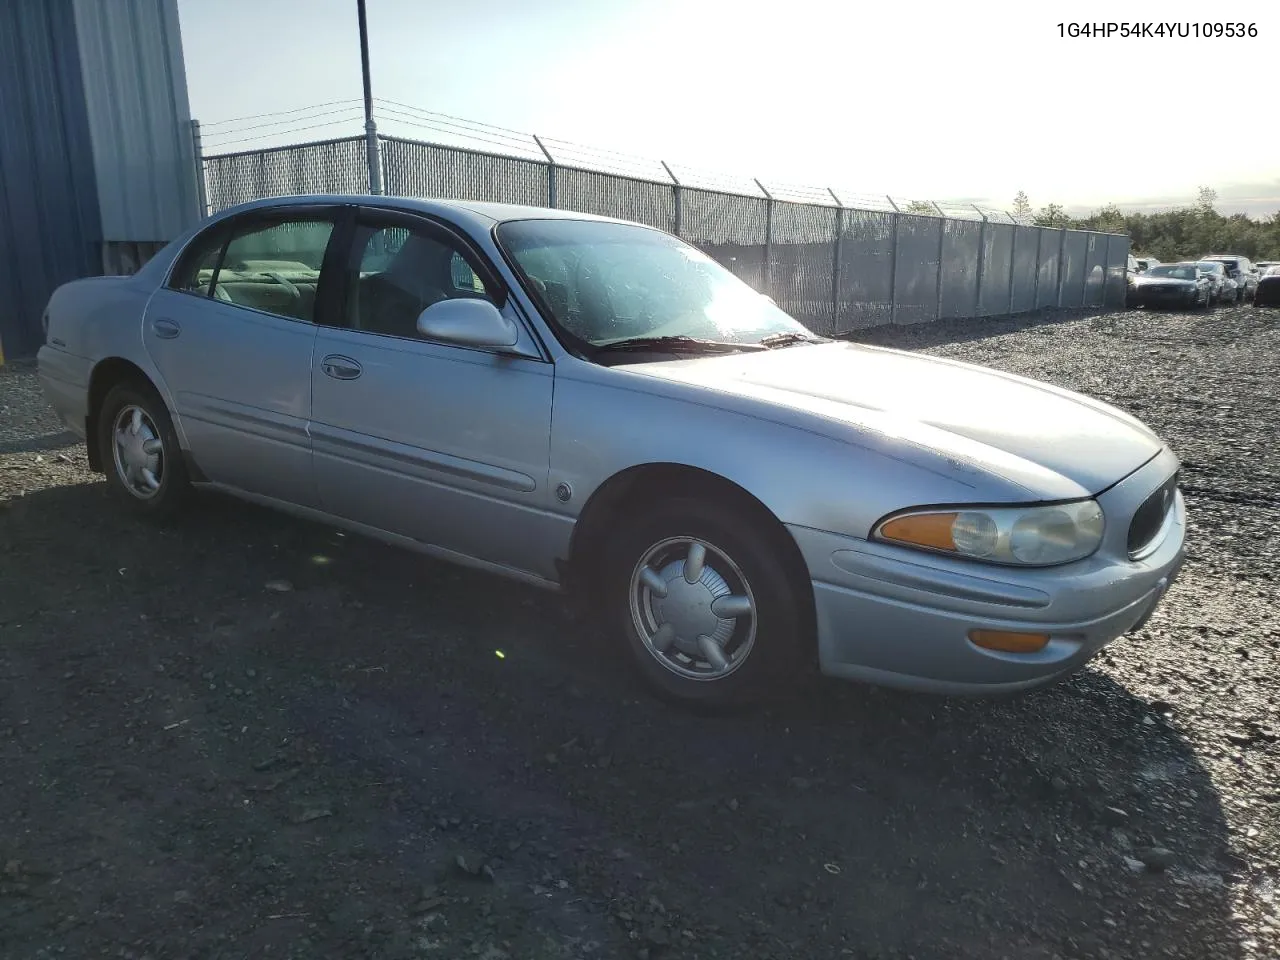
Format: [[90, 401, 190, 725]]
[[603, 498, 811, 708], [97, 380, 191, 518]]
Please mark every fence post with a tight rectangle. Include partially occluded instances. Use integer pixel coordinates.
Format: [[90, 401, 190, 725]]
[[974, 206, 987, 317], [189, 119, 209, 217], [1008, 220, 1018, 316], [1032, 227, 1042, 310], [755, 179, 773, 294], [662, 160, 681, 237], [933, 202, 946, 320], [533, 135, 557, 208], [886, 196, 900, 325], [365, 120, 382, 195], [1081, 234, 1092, 306], [1056, 227, 1068, 307], [829, 188, 843, 335]]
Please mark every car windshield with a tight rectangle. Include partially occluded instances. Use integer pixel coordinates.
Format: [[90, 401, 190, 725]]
[[1197, 262, 1224, 274], [1148, 265, 1196, 280], [495, 218, 814, 350]]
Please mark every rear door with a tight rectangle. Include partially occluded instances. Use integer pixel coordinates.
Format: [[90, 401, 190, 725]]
[[143, 206, 345, 505], [309, 207, 559, 579]]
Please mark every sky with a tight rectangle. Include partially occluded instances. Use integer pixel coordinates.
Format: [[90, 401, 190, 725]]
[[176, 0, 1279, 217]]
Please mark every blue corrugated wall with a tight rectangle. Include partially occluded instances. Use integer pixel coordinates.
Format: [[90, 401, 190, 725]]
[[0, 0, 102, 359]]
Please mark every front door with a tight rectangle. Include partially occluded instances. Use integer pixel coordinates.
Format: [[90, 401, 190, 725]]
[[143, 207, 343, 506], [309, 209, 559, 579]]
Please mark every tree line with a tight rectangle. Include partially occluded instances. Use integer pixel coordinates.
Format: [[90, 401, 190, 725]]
[[1027, 188, 1280, 262]]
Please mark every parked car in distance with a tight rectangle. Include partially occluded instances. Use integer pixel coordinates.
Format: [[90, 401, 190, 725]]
[[1133, 256, 1161, 273], [1127, 262, 1214, 310], [1195, 261, 1234, 304], [36, 195, 1188, 708], [1255, 263, 1280, 307], [1199, 254, 1258, 302]]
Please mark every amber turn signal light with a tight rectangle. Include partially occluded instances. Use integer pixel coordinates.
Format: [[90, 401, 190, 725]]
[[878, 512, 959, 551], [968, 629, 1050, 653]]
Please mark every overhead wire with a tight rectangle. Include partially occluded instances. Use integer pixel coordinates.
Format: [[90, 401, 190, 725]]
[[201, 98, 363, 128], [373, 108, 539, 154], [202, 113, 366, 151], [199, 104, 367, 137], [200, 99, 989, 213]]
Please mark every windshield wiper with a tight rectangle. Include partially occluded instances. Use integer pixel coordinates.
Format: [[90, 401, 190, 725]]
[[593, 335, 766, 355], [757, 331, 829, 348]]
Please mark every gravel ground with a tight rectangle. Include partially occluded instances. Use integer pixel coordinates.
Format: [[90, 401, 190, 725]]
[[1, 304, 1278, 960]]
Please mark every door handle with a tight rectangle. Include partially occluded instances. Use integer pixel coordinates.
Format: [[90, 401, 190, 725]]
[[321, 355, 362, 380], [152, 317, 181, 339]]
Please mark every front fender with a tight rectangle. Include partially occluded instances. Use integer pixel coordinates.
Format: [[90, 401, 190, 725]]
[[548, 365, 1005, 541]]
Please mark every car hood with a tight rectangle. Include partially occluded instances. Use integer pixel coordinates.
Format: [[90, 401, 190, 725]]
[[620, 342, 1163, 495]]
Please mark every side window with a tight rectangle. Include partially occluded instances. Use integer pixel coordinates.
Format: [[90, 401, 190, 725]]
[[169, 225, 228, 296], [210, 218, 334, 322], [347, 220, 492, 340]]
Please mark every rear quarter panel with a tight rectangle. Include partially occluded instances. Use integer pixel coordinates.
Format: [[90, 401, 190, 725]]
[[43, 272, 190, 446]]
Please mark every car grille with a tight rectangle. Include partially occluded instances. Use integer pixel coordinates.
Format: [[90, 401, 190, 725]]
[[1128, 471, 1179, 557]]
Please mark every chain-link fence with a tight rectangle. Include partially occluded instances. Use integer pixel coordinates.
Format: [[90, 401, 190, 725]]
[[202, 134, 1129, 336]]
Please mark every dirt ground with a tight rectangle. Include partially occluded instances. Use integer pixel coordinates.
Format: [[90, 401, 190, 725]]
[[2, 304, 1278, 960]]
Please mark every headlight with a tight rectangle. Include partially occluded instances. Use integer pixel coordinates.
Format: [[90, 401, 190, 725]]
[[874, 500, 1105, 567]]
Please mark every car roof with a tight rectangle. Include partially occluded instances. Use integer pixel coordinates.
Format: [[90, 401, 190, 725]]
[[205, 193, 645, 233]]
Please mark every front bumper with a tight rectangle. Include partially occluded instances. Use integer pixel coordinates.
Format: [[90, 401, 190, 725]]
[[789, 448, 1187, 695], [1133, 286, 1198, 308]]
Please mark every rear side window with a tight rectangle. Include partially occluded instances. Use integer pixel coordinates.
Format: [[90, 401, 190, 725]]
[[211, 219, 335, 323], [169, 226, 228, 296]]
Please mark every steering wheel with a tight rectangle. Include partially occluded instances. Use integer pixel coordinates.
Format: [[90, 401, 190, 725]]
[[265, 271, 301, 301]]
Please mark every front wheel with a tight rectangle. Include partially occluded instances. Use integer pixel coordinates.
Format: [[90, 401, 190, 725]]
[[97, 380, 191, 518], [603, 498, 811, 708]]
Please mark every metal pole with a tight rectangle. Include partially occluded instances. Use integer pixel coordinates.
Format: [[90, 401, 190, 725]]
[[1081, 234, 1091, 306], [533, 135, 556, 208], [828, 188, 843, 336], [1056, 227, 1068, 308], [974, 207, 987, 317], [190, 119, 208, 217], [662, 160, 681, 237], [755, 179, 773, 294], [935, 211, 946, 321], [889, 210, 900, 325], [357, 0, 381, 194], [1008, 220, 1018, 316], [1031, 227, 1042, 310], [1103, 234, 1115, 309]]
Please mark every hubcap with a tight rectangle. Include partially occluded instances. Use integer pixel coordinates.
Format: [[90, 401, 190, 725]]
[[628, 537, 756, 681], [112, 405, 164, 500]]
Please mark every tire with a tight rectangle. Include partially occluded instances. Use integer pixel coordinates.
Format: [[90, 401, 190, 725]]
[[96, 379, 191, 519], [603, 497, 811, 709]]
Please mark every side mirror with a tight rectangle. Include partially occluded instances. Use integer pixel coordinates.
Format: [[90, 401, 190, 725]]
[[416, 298, 518, 349]]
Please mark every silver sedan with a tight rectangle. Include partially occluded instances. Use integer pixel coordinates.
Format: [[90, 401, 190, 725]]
[[37, 195, 1186, 707]]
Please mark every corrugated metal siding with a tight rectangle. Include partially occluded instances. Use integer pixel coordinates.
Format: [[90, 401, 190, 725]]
[[0, 0, 102, 359], [71, 0, 201, 241]]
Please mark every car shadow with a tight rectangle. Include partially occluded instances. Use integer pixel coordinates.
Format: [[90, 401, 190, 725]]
[[0, 429, 81, 455], [842, 306, 1109, 351], [2, 481, 1244, 959]]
